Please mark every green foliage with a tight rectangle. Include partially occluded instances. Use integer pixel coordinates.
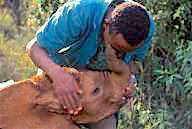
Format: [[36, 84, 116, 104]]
[[26, 0, 64, 30], [0, 34, 36, 81], [119, 0, 192, 129]]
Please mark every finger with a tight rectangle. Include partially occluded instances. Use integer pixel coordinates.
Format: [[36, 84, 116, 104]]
[[107, 71, 111, 80], [99, 72, 104, 79], [103, 71, 106, 79], [55, 91, 67, 110], [125, 86, 133, 93], [125, 87, 134, 98], [103, 71, 110, 81], [73, 80, 83, 95], [101, 72, 107, 81], [74, 106, 83, 116], [107, 72, 112, 81], [121, 96, 127, 103], [108, 45, 116, 56], [72, 92, 81, 108], [66, 94, 76, 114], [72, 93, 82, 115], [63, 94, 73, 114]]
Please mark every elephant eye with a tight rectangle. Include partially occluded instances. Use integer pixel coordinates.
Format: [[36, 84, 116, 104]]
[[92, 87, 101, 96]]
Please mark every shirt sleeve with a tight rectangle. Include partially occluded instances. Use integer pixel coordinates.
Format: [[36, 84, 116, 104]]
[[36, 1, 90, 54], [123, 15, 156, 64]]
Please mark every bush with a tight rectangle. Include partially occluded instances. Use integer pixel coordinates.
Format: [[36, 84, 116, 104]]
[[0, 0, 192, 128]]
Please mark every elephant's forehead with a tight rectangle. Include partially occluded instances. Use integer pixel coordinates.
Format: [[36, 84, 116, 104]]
[[80, 71, 105, 85]]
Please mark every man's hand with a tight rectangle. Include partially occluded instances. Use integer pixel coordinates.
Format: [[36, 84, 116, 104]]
[[27, 40, 82, 115], [48, 65, 82, 115]]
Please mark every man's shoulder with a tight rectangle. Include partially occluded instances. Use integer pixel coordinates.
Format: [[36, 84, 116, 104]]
[[66, 0, 112, 8]]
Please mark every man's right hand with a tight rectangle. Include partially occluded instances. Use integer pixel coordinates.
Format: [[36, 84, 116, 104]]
[[48, 65, 82, 115], [26, 40, 82, 115]]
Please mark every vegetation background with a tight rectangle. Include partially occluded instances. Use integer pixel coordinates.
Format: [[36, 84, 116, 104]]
[[0, 0, 192, 129]]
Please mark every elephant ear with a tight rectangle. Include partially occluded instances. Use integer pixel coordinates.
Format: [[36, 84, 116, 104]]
[[32, 90, 65, 114]]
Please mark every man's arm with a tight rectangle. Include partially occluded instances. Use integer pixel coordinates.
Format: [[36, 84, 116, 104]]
[[26, 38, 82, 115], [26, 1, 94, 115], [26, 38, 59, 75]]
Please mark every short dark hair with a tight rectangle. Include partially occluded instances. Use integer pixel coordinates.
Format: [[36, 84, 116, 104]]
[[109, 1, 150, 46]]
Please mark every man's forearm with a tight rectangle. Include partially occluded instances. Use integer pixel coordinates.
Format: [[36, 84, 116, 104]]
[[26, 38, 62, 76], [26, 38, 82, 114]]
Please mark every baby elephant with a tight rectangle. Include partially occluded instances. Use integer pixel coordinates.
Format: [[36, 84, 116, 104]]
[[0, 67, 136, 129]]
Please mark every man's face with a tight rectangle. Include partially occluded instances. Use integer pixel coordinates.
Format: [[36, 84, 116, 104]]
[[102, 22, 140, 58]]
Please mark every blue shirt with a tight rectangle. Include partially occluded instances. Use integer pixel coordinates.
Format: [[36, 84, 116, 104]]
[[36, 0, 155, 69]]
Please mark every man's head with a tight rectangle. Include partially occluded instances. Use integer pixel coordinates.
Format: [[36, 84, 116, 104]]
[[103, 1, 150, 55]]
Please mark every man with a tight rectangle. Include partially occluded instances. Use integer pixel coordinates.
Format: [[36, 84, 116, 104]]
[[26, 0, 155, 128]]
